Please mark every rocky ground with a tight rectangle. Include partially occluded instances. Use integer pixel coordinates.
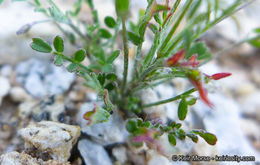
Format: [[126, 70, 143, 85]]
[[0, 0, 260, 165]]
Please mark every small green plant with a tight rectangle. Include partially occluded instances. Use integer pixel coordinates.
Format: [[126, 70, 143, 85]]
[[9, 0, 260, 154]]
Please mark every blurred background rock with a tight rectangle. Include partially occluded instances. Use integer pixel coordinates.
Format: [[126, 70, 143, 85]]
[[0, 0, 259, 164]]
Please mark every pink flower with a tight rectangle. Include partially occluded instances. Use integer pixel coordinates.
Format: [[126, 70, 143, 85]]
[[188, 70, 213, 108], [166, 49, 185, 66], [166, 51, 200, 68], [190, 78, 213, 108], [210, 73, 232, 80]]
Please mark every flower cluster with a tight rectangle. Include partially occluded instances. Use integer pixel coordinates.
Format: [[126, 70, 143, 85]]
[[166, 50, 231, 108]]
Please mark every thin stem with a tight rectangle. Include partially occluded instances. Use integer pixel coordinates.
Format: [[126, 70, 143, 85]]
[[159, 0, 194, 53], [142, 88, 196, 108], [120, 19, 129, 96], [53, 52, 91, 72], [133, 0, 155, 78]]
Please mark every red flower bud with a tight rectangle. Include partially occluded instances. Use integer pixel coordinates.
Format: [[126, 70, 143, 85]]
[[188, 70, 213, 108], [190, 79, 213, 108], [189, 54, 198, 63], [166, 49, 184, 66], [211, 73, 232, 80]]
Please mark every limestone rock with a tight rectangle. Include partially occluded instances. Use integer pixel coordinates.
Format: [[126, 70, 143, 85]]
[[19, 121, 81, 162], [0, 151, 70, 165], [78, 139, 112, 165]]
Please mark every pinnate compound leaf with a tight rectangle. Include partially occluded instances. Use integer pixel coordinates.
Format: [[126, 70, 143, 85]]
[[126, 119, 138, 133], [178, 98, 188, 121], [31, 38, 52, 53], [104, 16, 116, 28], [83, 104, 110, 125], [200, 133, 217, 145], [192, 130, 217, 145], [67, 63, 78, 72], [99, 28, 112, 39], [127, 31, 143, 45], [107, 50, 120, 63], [168, 133, 177, 146], [54, 56, 63, 66], [188, 42, 211, 60], [74, 49, 86, 62], [53, 36, 64, 52]]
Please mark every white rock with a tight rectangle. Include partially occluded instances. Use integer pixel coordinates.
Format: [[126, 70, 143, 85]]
[[24, 73, 47, 97], [0, 64, 12, 77], [140, 88, 167, 122], [147, 150, 190, 165], [15, 59, 75, 98], [240, 119, 260, 142], [77, 103, 128, 145], [0, 151, 70, 165], [112, 146, 127, 163], [251, 66, 260, 86], [240, 91, 260, 118], [193, 93, 260, 162], [147, 151, 170, 165], [9, 86, 31, 102], [0, 76, 11, 105], [19, 121, 81, 162], [78, 139, 112, 165]]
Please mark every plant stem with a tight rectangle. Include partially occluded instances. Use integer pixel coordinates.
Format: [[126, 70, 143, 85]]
[[142, 88, 196, 108], [133, 0, 155, 78], [159, 0, 194, 53], [120, 19, 129, 96], [53, 52, 91, 72]]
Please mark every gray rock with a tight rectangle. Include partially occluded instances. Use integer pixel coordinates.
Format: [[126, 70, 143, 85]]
[[15, 58, 75, 98], [240, 91, 260, 119], [77, 103, 128, 145], [0, 76, 11, 105], [18, 95, 66, 122], [0, 64, 12, 77], [19, 121, 81, 162], [78, 139, 112, 165], [147, 150, 190, 165], [0, 151, 70, 165], [193, 93, 260, 163], [112, 146, 127, 163]]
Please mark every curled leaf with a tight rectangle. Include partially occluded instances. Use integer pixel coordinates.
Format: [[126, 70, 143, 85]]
[[126, 118, 138, 133], [83, 104, 110, 125]]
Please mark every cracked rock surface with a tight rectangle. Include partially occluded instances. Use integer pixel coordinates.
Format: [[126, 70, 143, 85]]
[[19, 121, 81, 162], [0, 151, 70, 165]]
